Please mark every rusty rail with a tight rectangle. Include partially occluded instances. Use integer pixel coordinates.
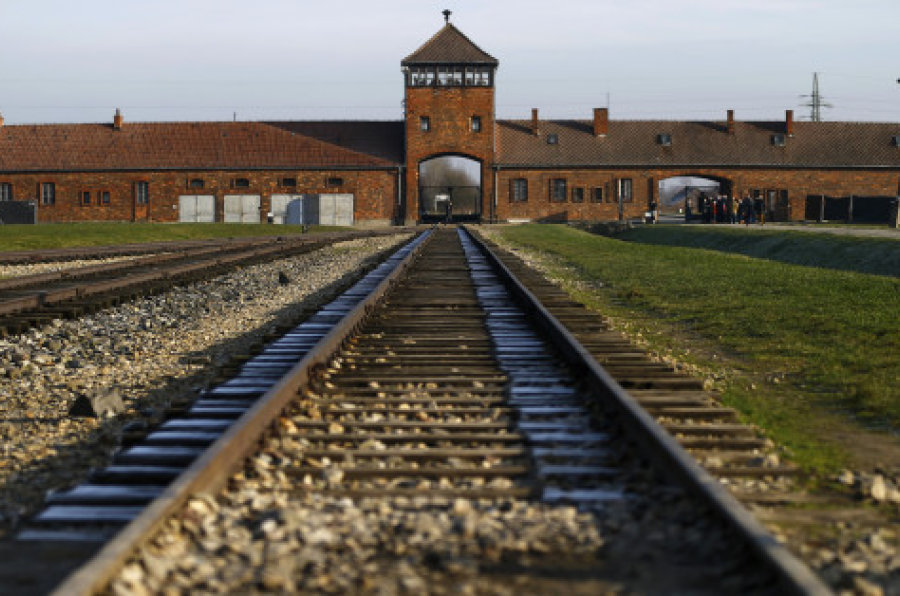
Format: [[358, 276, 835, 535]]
[[50, 230, 433, 595]]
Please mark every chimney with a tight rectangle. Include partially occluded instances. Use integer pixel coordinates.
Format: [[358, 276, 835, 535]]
[[593, 107, 608, 137], [113, 108, 123, 130], [531, 108, 540, 136], [785, 109, 794, 137], [726, 109, 734, 135]]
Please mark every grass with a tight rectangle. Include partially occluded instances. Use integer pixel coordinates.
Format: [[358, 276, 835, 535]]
[[619, 225, 900, 277], [0, 223, 348, 252], [495, 224, 900, 473]]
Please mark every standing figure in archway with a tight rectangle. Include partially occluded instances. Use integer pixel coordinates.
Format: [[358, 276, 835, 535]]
[[741, 194, 753, 226]]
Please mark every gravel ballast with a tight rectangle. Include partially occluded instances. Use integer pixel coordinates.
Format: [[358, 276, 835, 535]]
[[0, 255, 146, 279], [0, 234, 412, 537]]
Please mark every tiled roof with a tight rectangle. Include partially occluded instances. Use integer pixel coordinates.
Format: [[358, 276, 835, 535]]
[[401, 23, 498, 66], [0, 121, 400, 172], [497, 119, 900, 169], [2, 116, 898, 173], [266, 121, 404, 164]]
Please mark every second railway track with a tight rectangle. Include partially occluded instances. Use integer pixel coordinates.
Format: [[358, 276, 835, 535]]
[[9, 226, 828, 594], [0, 230, 404, 336]]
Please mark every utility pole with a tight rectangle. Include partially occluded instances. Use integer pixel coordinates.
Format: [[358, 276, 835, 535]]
[[800, 72, 832, 122]]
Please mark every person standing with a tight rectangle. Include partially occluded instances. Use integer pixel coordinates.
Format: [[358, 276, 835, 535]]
[[741, 194, 753, 226]]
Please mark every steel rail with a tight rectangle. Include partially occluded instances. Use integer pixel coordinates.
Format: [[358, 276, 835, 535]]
[[0, 230, 404, 328], [462, 225, 831, 596], [0, 229, 410, 265], [50, 229, 433, 596]]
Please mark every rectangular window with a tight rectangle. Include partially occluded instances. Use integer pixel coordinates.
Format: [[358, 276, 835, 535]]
[[618, 178, 633, 202], [233, 178, 250, 188], [100, 191, 110, 205], [464, 67, 491, 86], [189, 178, 205, 189], [0, 182, 12, 201], [510, 178, 528, 202], [281, 177, 297, 187], [41, 182, 55, 205], [591, 187, 603, 203], [550, 178, 567, 202], [81, 191, 91, 206], [420, 116, 430, 132], [572, 187, 584, 203], [135, 181, 149, 205], [409, 67, 435, 87], [471, 116, 481, 132], [327, 177, 344, 187], [436, 66, 463, 86]]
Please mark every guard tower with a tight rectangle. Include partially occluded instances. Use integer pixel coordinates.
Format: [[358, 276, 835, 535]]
[[401, 11, 498, 223]]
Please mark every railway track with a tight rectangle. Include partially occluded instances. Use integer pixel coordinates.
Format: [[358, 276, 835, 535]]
[[469, 230, 804, 499], [7, 226, 828, 594], [0, 230, 403, 336], [0, 232, 370, 266]]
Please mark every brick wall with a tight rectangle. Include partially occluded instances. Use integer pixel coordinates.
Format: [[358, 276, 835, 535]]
[[404, 86, 495, 222], [0, 169, 399, 224], [496, 167, 900, 222], [3, 159, 896, 226]]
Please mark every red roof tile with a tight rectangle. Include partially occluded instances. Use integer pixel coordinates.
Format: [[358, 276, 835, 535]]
[[0, 121, 399, 172], [401, 23, 498, 66], [496, 119, 900, 168]]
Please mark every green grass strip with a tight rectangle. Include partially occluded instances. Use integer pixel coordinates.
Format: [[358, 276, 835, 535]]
[[620, 225, 900, 277], [497, 224, 900, 473]]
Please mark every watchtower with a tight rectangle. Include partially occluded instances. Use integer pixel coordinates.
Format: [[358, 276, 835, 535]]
[[401, 12, 498, 223]]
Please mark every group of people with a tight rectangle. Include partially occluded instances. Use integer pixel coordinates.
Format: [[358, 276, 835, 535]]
[[690, 194, 766, 225]]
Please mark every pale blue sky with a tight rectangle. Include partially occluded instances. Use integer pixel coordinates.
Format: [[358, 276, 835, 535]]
[[0, 0, 897, 124]]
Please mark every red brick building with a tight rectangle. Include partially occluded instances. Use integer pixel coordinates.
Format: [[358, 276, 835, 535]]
[[1, 19, 898, 225]]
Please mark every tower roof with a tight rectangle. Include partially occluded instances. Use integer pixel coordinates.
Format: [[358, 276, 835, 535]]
[[402, 23, 498, 66]]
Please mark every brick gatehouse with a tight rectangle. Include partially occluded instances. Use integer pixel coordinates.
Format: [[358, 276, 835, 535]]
[[1, 16, 898, 225]]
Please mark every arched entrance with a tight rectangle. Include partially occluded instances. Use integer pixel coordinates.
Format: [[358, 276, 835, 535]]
[[418, 155, 482, 222], [659, 175, 733, 222]]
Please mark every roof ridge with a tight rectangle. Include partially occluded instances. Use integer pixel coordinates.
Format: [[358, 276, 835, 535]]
[[401, 22, 498, 66]]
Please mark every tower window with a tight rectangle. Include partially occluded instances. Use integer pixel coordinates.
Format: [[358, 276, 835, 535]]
[[464, 67, 491, 86], [420, 116, 430, 132], [409, 67, 435, 87], [471, 116, 481, 132], [436, 66, 463, 86]]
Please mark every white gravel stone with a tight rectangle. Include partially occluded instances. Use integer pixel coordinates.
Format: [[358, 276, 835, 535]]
[[0, 234, 411, 537], [0, 254, 146, 279]]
